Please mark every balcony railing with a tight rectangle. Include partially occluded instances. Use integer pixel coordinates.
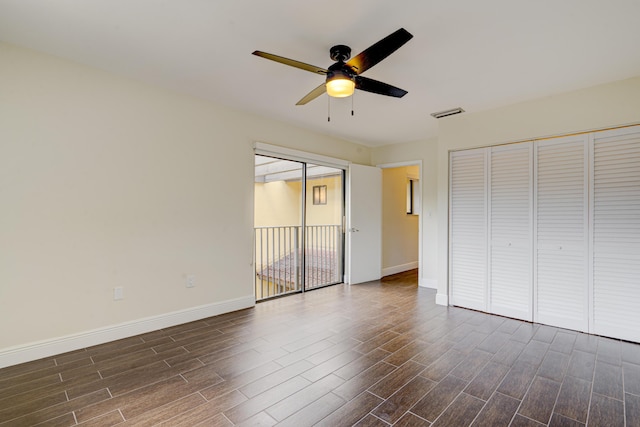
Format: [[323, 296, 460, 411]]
[[254, 225, 343, 300]]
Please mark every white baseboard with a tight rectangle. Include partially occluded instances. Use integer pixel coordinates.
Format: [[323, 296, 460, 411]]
[[435, 293, 449, 306], [419, 278, 438, 289], [0, 295, 255, 369], [382, 262, 419, 277]]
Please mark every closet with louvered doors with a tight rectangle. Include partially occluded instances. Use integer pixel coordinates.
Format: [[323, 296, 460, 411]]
[[450, 143, 534, 321]]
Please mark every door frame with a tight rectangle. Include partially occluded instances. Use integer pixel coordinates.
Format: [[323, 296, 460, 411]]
[[254, 142, 349, 295], [377, 160, 424, 286]]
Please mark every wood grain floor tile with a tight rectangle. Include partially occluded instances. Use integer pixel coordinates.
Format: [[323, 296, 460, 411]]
[[548, 413, 585, 427], [334, 348, 391, 381], [352, 414, 389, 427], [265, 374, 344, 421], [367, 360, 426, 399], [450, 348, 492, 381], [464, 360, 510, 400], [587, 393, 624, 426], [549, 332, 577, 355], [596, 337, 622, 366], [510, 414, 546, 426], [410, 374, 468, 422], [395, 412, 432, 426], [517, 340, 550, 367], [553, 376, 591, 423], [476, 331, 511, 354], [496, 359, 538, 399], [332, 361, 395, 401], [119, 393, 206, 426], [372, 376, 436, 424], [471, 391, 520, 427], [592, 360, 623, 400], [223, 376, 311, 424], [532, 325, 559, 344], [625, 392, 640, 427], [573, 333, 598, 354], [566, 350, 596, 382], [383, 340, 430, 367], [623, 362, 640, 395], [239, 360, 313, 398], [517, 376, 561, 424], [491, 340, 526, 367], [430, 392, 484, 427], [314, 391, 383, 427], [537, 351, 570, 382], [2, 272, 640, 426], [420, 349, 466, 382]]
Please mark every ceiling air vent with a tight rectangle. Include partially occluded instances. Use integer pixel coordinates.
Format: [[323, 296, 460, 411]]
[[430, 107, 465, 119]]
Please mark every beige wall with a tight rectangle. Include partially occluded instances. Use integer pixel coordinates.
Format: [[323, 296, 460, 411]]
[[372, 138, 439, 288], [436, 75, 640, 304], [305, 176, 343, 226], [0, 42, 370, 362], [381, 166, 419, 275], [254, 175, 343, 227], [254, 181, 302, 227]]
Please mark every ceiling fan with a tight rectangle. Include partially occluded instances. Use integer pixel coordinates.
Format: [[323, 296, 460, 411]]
[[252, 28, 413, 105]]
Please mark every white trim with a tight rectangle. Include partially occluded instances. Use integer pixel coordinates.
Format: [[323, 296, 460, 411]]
[[254, 142, 349, 169], [382, 261, 419, 277], [421, 278, 438, 289], [0, 296, 255, 369], [436, 293, 449, 306]]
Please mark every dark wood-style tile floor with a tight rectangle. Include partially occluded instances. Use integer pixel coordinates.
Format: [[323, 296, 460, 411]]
[[2, 270, 640, 426]]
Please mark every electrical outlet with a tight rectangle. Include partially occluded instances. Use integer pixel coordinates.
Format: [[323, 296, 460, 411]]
[[186, 275, 195, 288], [114, 286, 124, 300]]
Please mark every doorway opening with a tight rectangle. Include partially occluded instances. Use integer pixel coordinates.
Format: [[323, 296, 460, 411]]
[[380, 163, 421, 281], [254, 154, 345, 301]]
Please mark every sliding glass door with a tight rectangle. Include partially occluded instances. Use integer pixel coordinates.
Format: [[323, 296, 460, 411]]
[[254, 155, 344, 300]]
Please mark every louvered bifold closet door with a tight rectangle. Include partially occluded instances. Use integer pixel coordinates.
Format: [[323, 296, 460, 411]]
[[489, 143, 533, 321], [535, 136, 589, 332], [450, 148, 487, 311], [592, 126, 640, 342]]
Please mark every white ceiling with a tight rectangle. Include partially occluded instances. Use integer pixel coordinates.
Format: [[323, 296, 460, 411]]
[[1, 0, 640, 147]]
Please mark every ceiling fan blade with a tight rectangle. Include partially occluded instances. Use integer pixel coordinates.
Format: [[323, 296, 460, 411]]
[[346, 28, 413, 75], [296, 83, 327, 105], [252, 51, 328, 75], [355, 76, 408, 98]]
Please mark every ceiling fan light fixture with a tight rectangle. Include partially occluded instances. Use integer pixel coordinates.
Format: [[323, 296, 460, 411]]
[[326, 77, 355, 98]]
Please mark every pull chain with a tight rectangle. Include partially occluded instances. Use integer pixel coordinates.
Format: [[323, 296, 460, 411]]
[[351, 92, 354, 116], [327, 95, 331, 122]]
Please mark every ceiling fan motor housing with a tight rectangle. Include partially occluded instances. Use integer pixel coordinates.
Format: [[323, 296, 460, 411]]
[[329, 44, 351, 62], [326, 62, 356, 83]]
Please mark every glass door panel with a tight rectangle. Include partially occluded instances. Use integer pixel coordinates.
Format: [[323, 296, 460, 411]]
[[254, 155, 303, 299], [304, 164, 344, 290]]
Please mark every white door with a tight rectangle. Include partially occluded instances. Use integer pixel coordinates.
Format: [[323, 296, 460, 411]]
[[347, 163, 382, 284], [450, 148, 488, 311], [591, 126, 640, 342], [489, 143, 533, 321], [535, 135, 589, 332]]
